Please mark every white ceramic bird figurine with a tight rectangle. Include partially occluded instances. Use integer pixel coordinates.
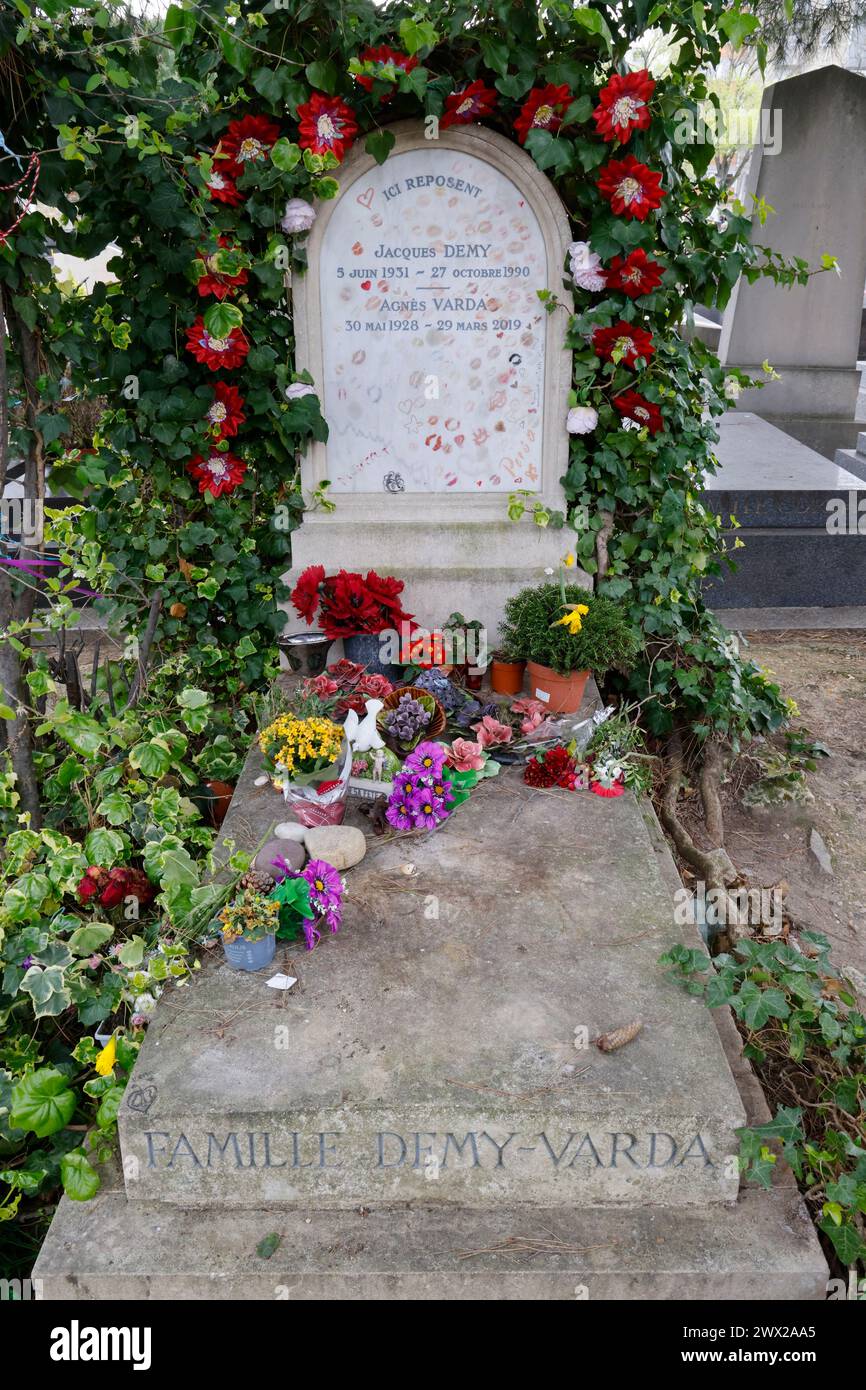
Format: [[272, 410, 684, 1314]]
[[352, 698, 385, 752], [342, 708, 360, 746]]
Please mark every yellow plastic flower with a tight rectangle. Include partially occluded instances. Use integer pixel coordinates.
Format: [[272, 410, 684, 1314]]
[[562, 552, 576, 568], [552, 603, 589, 635], [95, 1034, 117, 1077]]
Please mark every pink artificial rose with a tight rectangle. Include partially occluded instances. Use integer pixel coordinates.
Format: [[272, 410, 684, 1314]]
[[511, 697, 547, 717], [446, 738, 486, 771], [472, 715, 513, 748], [307, 674, 339, 697], [356, 672, 394, 698]]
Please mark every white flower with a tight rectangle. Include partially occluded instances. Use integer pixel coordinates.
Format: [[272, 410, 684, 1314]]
[[285, 382, 317, 401], [566, 406, 598, 435], [568, 241, 606, 291], [280, 198, 316, 234], [723, 375, 741, 401], [133, 991, 157, 1016], [543, 566, 555, 576]]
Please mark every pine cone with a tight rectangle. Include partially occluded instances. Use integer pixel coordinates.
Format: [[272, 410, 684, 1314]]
[[240, 869, 275, 893]]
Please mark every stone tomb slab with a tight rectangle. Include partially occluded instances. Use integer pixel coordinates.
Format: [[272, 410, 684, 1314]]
[[118, 731, 746, 1208]]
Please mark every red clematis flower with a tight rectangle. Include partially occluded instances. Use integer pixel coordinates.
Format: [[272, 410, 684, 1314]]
[[292, 564, 325, 624], [592, 320, 655, 368], [354, 45, 418, 99], [195, 236, 249, 301], [185, 317, 249, 371], [204, 163, 244, 207], [188, 449, 247, 498], [597, 155, 665, 221], [206, 381, 246, 439], [606, 247, 664, 299], [216, 115, 280, 179], [297, 92, 358, 161], [592, 69, 655, 143], [440, 79, 498, 129], [613, 389, 664, 435], [514, 83, 572, 145]]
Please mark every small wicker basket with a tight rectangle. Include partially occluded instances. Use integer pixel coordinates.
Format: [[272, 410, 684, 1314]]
[[378, 685, 447, 754]]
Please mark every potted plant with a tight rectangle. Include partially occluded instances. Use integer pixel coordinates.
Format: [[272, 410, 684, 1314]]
[[489, 647, 526, 696], [218, 882, 281, 971], [290, 565, 414, 678], [499, 582, 639, 714]]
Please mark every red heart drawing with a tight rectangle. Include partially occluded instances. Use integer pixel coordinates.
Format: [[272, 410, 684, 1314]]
[[356, 187, 374, 209], [360, 280, 372, 291]]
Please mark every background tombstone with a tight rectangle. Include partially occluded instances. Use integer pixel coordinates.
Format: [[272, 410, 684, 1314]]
[[287, 120, 586, 642], [718, 65, 866, 459]]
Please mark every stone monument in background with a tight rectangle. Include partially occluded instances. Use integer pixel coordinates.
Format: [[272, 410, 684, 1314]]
[[719, 65, 866, 458], [286, 121, 585, 639]]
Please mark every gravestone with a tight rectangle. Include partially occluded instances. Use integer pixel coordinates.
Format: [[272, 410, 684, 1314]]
[[286, 121, 586, 640], [719, 65, 866, 424]]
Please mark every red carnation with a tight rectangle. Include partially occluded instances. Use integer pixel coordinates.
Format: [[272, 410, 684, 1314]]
[[592, 69, 655, 143], [592, 320, 654, 368], [187, 449, 247, 498], [514, 83, 572, 146], [217, 115, 280, 179], [185, 317, 249, 371], [613, 389, 664, 435], [297, 92, 358, 161], [291, 564, 325, 625], [204, 164, 244, 207], [597, 155, 665, 221], [440, 80, 498, 129], [354, 46, 418, 100], [206, 381, 246, 440], [606, 247, 664, 299], [195, 236, 249, 301]]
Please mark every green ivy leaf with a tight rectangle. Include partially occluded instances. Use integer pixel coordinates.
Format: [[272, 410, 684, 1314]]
[[84, 827, 126, 867], [305, 59, 337, 94], [203, 301, 243, 339], [18, 965, 72, 1018], [11, 1068, 77, 1138], [68, 923, 115, 956], [270, 138, 302, 172], [60, 1148, 101, 1202], [365, 130, 396, 166]]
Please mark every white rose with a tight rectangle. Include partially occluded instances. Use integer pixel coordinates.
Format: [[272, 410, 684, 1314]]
[[566, 406, 598, 435], [724, 375, 741, 401], [280, 198, 316, 234], [285, 382, 317, 400], [133, 991, 157, 1016], [568, 240, 606, 292]]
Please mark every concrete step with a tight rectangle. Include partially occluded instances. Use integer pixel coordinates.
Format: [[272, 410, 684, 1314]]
[[32, 1182, 829, 1300], [834, 444, 866, 482], [115, 702, 746, 1210], [703, 529, 866, 607]]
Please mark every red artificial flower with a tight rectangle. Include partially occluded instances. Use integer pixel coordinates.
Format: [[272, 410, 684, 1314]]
[[606, 247, 663, 299], [597, 155, 665, 221], [613, 389, 664, 435], [592, 69, 655, 143], [77, 866, 107, 904], [440, 79, 498, 129], [206, 381, 246, 440], [100, 867, 156, 910], [592, 320, 655, 368], [204, 163, 245, 207], [354, 45, 418, 99], [590, 779, 625, 797], [297, 92, 358, 162], [292, 564, 326, 624], [187, 449, 247, 498], [216, 115, 280, 179], [195, 236, 249, 301], [356, 672, 394, 698], [523, 745, 578, 790], [514, 83, 572, 145], [327, 658, 365, 689], [185, 317, 249, 371]]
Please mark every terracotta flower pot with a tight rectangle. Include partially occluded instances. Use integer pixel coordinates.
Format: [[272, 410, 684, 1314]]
[[525, 662, 590, 715], [205, 780, 235, 827], [490, 657, 526, 696]]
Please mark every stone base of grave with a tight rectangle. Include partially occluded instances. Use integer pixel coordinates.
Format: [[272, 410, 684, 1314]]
[[281, 509, 592, 642], [33, 1182, 827, 1301], [32, 681, 829, 1299]]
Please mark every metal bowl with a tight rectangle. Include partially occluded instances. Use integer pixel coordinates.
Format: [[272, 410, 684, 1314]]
[[278, 630, 333, 676]]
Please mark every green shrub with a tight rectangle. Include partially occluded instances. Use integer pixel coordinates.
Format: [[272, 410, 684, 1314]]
[[499, 582, 641, 677]]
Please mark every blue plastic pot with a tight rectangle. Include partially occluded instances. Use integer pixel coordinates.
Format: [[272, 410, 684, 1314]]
[[222, 931, 276, 972]]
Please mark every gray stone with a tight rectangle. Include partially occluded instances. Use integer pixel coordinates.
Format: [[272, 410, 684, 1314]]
[[254, 838, 304, 878], [808, 827, 833, 876], [274, 821, 308, 843], [303, 823, 367, 871], [719, 66, 866, 420]]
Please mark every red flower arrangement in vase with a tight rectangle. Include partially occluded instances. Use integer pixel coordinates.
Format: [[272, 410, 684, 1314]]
[[292, 565, 413, 640]]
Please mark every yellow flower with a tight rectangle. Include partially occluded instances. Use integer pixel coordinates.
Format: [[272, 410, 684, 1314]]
[[95, 1034, 117, 1077], [552, 603, 589, 635], [562, 552, 576, 567]]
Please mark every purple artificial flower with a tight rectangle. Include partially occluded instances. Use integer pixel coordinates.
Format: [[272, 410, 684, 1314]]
[[269, 853, 297, 882], [386, 796, 415, 831], [427, 774, 455, 803], [410, 788, 448, 830], [394, 772, 419, 800], [404, 741, 446, 777], [324, 905, 342, 934], [21, 955, 35, 970], [303, 859, 343, 913], [302, 916, 322, 951]]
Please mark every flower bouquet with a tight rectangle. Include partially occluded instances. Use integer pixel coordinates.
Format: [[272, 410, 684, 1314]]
[[291, 566, 414, 676], [269, 856, 345, 952], [258, 712, 350, 827], [377, 687, 446, 755], [218, 886, 281, 971], [385, 742, 457, 832]]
